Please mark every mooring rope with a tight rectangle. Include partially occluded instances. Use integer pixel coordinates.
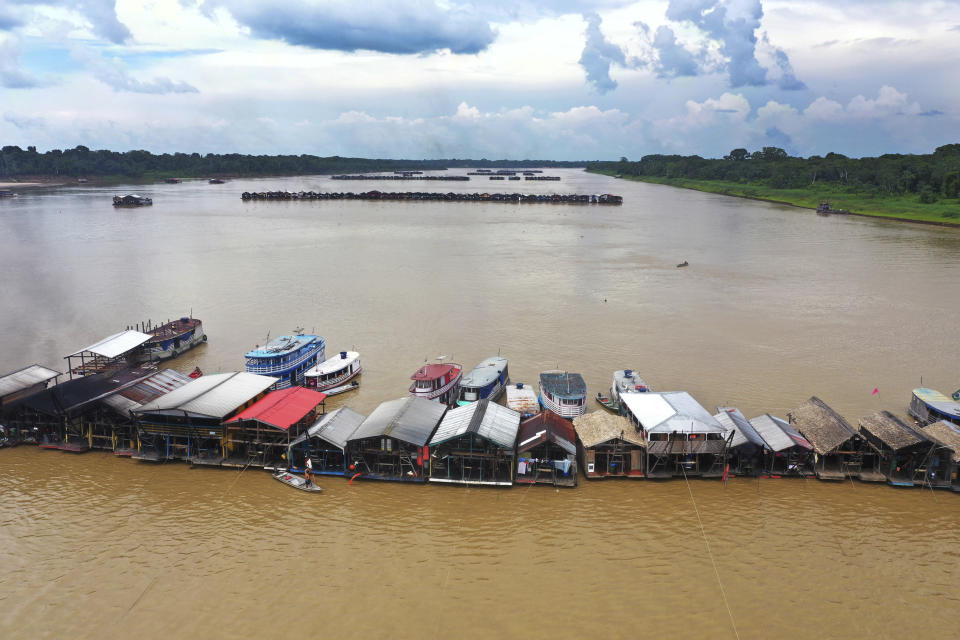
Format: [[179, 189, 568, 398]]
[[681, 465, 741, 640]]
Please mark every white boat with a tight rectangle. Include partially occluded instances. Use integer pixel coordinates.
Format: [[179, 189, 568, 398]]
[[322, 379, 360, 396], [304, 350, 361, 392], [539, 370, 587, 419], [273, 470, 322, 492], [409, 359, 462, 405], [506, 382, 540, 419], [611, 369, 651, 404]]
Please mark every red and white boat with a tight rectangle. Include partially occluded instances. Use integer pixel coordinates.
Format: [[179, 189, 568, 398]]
[[409, 359, 462, 406]]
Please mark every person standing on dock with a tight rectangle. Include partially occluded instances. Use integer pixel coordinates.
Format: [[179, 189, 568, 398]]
[[304, 454, 313, 487]]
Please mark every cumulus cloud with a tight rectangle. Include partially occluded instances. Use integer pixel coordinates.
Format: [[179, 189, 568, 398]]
[[0, 36, 41, 88], [4, 111, 46, 129], [651, 25, 699, 77], [203, 0, 495, 54], [0, 5, 23, 30], [71, 46, 199, 94], [579, 11, 626, 93], [4, 0, 131, 43]]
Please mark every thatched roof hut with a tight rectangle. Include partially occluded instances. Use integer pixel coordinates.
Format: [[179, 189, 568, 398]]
[[787, 396, 857, 455], [921, 420, 960, 461], [858, 411, 927, 452], [573, 412, 644, 448]]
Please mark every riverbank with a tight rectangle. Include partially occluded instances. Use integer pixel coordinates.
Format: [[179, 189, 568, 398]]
[[588, 169, 960, 226]]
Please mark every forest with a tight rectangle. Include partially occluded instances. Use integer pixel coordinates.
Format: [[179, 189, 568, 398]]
[[0, 145, 582, 179]]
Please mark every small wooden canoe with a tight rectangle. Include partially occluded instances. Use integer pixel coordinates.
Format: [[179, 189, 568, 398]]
[[596, 392, 620, 413], [323, 379, 360, 396], [274, 471, 323, 492]]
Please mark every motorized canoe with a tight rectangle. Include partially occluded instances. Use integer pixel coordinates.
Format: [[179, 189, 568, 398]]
[[273, 471, 323, 492]]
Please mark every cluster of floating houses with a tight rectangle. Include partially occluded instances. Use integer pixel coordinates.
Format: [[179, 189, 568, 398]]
[[2, 321, 959, 494], [239, 191, 623, 204], [331, 175, 470, 181]]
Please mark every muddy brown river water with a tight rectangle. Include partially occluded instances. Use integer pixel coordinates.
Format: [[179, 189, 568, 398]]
[[1, 169, 959, 638]]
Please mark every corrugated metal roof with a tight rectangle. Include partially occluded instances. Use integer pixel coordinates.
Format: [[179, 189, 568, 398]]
[[460, 357, 509, 389], [134, 371, 278, 419], [102, 368, 192, 414], [516, 411, 577, 455], [714, 407, 766, 448], [430, 399, 520, 448], [348, 396, 446, 446], [296, 407, 367, 449], [539, 371, 586, 398], [225, 387, 327, 430], [0, 364, 60, 398], [67, 330, 152, 359], [621, 392, 726, 435], [748, 413, 812, 452]]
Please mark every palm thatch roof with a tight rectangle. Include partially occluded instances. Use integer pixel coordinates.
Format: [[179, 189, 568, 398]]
[[787, 396, 857, 454], [921, 420, 960, 461], [573, 412, 645, 449], [858, 411, 927, 452]]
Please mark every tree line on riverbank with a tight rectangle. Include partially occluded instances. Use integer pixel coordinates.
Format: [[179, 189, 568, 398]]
[[0, 145, 582, 179], [588, 144, 960, 204]]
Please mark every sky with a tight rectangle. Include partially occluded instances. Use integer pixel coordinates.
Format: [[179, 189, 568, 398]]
[[0, 0, 958, 160]]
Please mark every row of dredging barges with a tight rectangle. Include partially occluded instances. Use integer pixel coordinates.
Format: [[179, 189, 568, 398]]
[[331, 174, 470, 181], [240, 190, 623, 204], [2, 323, 959, 493]]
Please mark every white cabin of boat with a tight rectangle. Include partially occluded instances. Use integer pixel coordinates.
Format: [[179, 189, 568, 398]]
[[304, 350, 361, 391], [457, 356, 509, 405], [539, 370, 587, 419]]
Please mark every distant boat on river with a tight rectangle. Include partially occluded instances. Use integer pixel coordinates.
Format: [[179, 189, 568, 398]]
[[113, 194, 152, 207]]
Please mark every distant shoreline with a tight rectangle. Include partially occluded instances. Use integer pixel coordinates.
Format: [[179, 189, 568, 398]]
[[587, 169, 960, 228]]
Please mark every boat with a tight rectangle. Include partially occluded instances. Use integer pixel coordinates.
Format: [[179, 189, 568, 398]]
[[164, 178, 181, 184], [409, 358, 462, 405], [188, 366, 203, 379], [209, 178, 225, 184], [112, 194, 152, 207], [273, 470, 322, 492], [596, 392, 620, 413], [539, 370, 587, 419], [676, 260, 689, 268], [245, 332, 325, 389], [0, 190, 17, 198], [817, 202, 848, 215], [506, 383, 540, 418], [304, 350, 362, 392], [457, 356, 509, 406], [136, 316, 207, 362], [599, 369, 652, 412], [322, 379, 360, 396]]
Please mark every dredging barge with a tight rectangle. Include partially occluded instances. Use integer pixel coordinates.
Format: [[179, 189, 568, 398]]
[[241, 190, 623, 204]]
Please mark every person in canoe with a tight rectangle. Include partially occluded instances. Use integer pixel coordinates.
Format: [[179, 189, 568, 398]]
[[304, 454, 314, 487]]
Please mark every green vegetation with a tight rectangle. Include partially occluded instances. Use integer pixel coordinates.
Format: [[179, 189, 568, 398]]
[[0, 145, 581, 180], [588, 145, 960, 225]]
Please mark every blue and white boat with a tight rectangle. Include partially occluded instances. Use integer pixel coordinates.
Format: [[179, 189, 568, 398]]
[[244, 333, 325, 389], [539, 370, 587, 419], [457, 356, 509, 406]]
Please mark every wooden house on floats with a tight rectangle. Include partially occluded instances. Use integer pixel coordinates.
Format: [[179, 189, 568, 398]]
[[285, 407, 366, 476], [747, 413, 815, 477], [908, 388, 960, 427], [345, 396, 446, 482], [515, 410, 578, 487], [97, 368, 193, 454], [0, 365, 61, 444], [787, 396, 866, 481], [428, 399, 521, 486], [222, 387, 327, 468], [857, 411, 935, 487], [621, 392, 730, 478], [132, 371, 277, 463], [714, 407, 767, 477], [64, 330, 153, 378], [919, 421, 960, 491], [572, 411, 645, 479]]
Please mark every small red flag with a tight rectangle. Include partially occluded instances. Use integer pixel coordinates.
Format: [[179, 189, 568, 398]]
[[872, 388, 879, 395]]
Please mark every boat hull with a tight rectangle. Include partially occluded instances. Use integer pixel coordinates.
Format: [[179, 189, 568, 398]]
[[312, 366, 362, 392], [273, 471, 322, 492], [539, 392, 586, 419], [137, 323, 207, 362]]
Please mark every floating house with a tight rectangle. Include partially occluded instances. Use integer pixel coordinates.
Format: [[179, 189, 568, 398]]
[[908, 388, 960, 427], [919, 421, 960, 491], [428, 399, 521, 486], [285, 407, 366, 476], [133, 371, 277, 462], [515, 411, 578, 487], [747, 413, 815, 477], [857, 411, 934, 486], [222, 387, 327, 467], [0, 364, 60, 411], [714, 407, 767, 477], [64, 329, 153, 378], [244, 334, 325, 390], [505, 383, 540, 418], [572, 411, 645, 479], [787, 396, 864, 480], [345, 396, 446, 482], [457, 356, 509, 405], [538, 370, 587, 419], [112, 194, 152, 206], [621, 392, 730, 478], [99, 368, 193, 453]]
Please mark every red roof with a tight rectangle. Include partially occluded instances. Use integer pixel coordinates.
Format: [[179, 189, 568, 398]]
[[225, 387, 326, 430], [411, 363, 461, 381]]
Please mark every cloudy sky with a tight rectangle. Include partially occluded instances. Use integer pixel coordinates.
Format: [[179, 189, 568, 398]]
[[1, 0, 958, 160]]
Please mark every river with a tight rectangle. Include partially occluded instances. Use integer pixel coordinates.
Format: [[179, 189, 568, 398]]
[[1, 169, 959, 638]]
